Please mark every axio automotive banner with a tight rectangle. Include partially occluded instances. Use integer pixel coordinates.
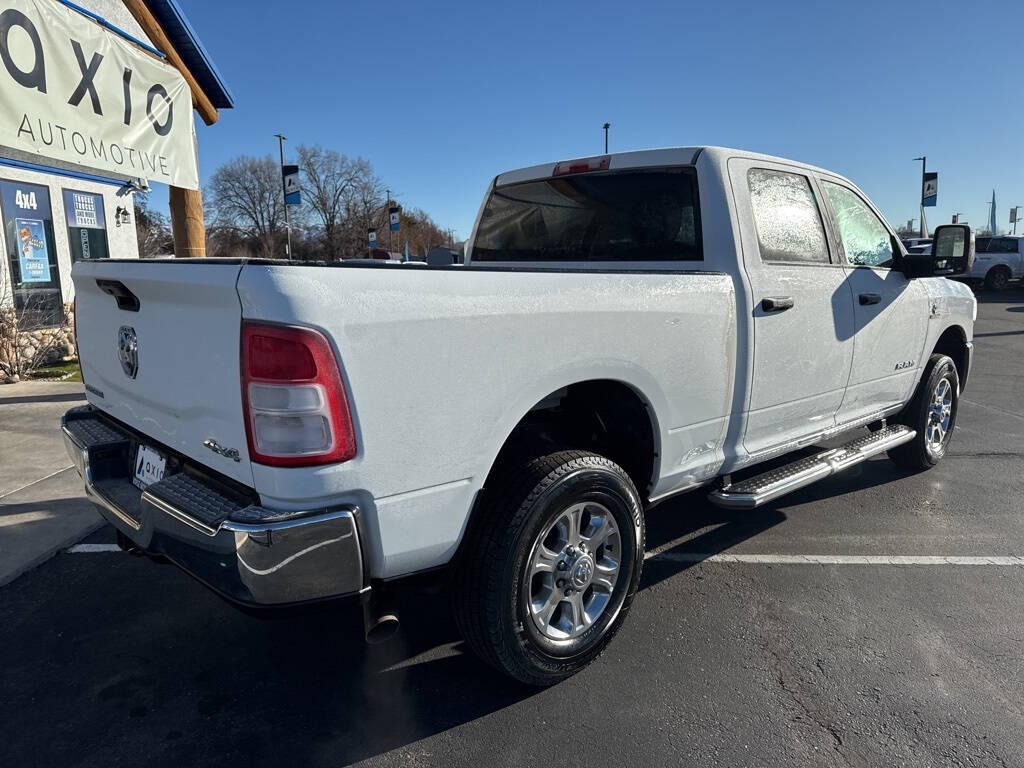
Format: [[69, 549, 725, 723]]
[[0, 0, 199, 189]]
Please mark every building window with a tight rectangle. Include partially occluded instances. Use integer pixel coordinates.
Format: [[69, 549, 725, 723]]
[[63, 189, 110, 261], [0, 179, 62, 327]]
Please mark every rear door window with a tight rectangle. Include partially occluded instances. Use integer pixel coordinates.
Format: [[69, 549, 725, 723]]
[[747, 169, 829, 264], [471, 168, 701, 262], [981, 237, 1019, 253]]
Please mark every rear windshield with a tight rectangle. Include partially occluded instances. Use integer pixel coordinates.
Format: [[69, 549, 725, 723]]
[[976, 237, 1019, 253], [471, 168, 702, 262]]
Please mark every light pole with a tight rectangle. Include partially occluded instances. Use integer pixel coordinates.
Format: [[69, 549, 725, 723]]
[[603, 122, 610, 153], [274, 133, 292, 259], [385, 188, 392, 254], [912, 156, 926, 238], [1013, 205, 1022, 235], [952, 212, 964, 224]]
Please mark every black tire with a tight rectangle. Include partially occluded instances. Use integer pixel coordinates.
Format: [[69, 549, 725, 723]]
[[452, 450, 644, 686], [984, 266, 1011, 291], [888, 354, 959, 470]]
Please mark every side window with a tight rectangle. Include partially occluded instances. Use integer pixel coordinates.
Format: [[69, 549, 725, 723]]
[[747, 169, 829, 264], [993, 237, 1018, 254], [822, 182, 894, 268]]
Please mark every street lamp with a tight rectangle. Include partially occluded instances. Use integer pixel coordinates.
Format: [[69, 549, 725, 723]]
[[912, 156, 926, 238], [274, 133, 292, 259], [603, 123, 610, 154]]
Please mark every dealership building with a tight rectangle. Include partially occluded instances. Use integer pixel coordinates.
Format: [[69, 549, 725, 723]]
[[0, 0, 232, 328]]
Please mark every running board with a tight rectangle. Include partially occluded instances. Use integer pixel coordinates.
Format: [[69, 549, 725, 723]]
[[709, 425, 916, 509]]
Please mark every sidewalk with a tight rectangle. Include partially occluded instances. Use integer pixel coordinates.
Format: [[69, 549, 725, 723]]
[[0, 381, 101, 586]]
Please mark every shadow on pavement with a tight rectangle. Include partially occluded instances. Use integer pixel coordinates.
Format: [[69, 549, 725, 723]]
[[0, 391, 86, 406], [0, 450, 927, 767]]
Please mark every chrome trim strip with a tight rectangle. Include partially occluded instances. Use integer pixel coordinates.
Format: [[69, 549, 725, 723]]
[[88, 484, 143, 531], [141, 489, 218, 536]]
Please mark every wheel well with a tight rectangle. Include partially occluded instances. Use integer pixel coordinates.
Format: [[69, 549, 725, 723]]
[[932, 326, 968, 385], [485, 380, 657, 498], [987, 264, 1011, 276]]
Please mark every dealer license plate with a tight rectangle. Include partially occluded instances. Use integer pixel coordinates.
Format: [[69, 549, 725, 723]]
[[133, 444, 166, 490]]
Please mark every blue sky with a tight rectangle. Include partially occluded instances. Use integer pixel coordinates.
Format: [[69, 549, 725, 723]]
[[172, 0, 1023, 239]]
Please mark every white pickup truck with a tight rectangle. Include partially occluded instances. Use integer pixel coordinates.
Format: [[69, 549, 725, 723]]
[[968, 235, 1023, 290], [63, 147, 977, 685]]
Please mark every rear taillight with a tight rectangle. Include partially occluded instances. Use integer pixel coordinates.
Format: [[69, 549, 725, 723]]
[[241, 322, 356, 467], [552, 155, 610, 176]]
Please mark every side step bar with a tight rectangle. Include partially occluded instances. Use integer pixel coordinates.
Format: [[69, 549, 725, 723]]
[[709, 425, 916, 509]]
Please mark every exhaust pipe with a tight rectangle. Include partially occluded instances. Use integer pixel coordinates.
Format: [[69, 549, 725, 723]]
[[362, 589, 400, 644]]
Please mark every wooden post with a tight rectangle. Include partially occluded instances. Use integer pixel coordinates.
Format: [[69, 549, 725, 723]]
[[169, 186, 206, 258]]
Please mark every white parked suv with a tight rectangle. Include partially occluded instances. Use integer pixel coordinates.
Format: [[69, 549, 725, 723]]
[[63, 147, 977, 685], [969, 235, 1023, 290]]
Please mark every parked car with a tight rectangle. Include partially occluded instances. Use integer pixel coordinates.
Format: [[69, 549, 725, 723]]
[[969, 235, 1023, 290], [63, 147, 976, 685]]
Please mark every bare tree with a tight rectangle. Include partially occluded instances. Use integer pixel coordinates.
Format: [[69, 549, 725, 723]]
[[298, 145, 376, 260], [206, 155, 289, 258], [396, 207, 449, 259], [133, 193, 173, 258]]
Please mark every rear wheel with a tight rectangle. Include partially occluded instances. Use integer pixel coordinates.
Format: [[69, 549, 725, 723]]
[[984, 266, 1011, 291], [888, 354, 959, 469], [453, 450, 644, 686]]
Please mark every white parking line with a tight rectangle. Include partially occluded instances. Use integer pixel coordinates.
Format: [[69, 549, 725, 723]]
[[67, 543, 121, 553], [0, 465, 73, 501], [64, 544, 1024, 566], [646, 553, 1024, 566]]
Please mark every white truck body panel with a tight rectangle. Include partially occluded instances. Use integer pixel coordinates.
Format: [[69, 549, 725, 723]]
[[236, 266, 736, 576], [69, 146, 976, 583], [73, 261, 253, 487]]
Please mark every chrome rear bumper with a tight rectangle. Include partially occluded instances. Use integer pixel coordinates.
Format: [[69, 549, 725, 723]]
[[62, 405, 367, 606]]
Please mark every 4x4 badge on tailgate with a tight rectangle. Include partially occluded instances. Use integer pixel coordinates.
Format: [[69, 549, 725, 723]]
[[117, 326, 138, 379], [203, 439, 241, 462]]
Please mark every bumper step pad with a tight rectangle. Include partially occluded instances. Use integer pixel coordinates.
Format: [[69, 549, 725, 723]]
[[144, 473, 245, 531], [709, 424, 916, 509]]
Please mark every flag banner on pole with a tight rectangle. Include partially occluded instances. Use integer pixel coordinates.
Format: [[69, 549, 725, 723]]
[[389, 206, 400, 232], [282, 164, 300, 205], [368, 228, 377, 247], [1011, 208, 1017, 224], [922, 172, 938, 207], [0, 0, 200, 188]]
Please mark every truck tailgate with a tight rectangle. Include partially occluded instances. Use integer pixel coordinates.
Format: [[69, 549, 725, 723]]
[[72, 260, 253, 487]]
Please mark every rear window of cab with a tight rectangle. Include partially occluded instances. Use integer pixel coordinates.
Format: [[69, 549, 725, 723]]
[[471, 168, 702, 262]]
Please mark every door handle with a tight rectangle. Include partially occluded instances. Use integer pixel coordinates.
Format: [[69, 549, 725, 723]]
[[762, 296, 794, 312], [859, 293, 882, 306]]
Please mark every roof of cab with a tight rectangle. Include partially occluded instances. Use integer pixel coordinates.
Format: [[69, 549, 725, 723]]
[[494, 146, 838, 187]]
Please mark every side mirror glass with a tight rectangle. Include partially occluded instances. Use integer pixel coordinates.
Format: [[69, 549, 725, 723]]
[[902, 224, 975, 278]]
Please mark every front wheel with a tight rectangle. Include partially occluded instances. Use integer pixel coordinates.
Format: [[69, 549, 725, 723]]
[[452, 450, 644, 686], [888, 354, 959, 470]]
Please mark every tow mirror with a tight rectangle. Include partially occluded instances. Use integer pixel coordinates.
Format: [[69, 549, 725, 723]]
[[901, 224, 974, 278]]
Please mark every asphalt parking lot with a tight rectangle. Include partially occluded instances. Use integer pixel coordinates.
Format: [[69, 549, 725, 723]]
[[1, 288, 1022, 768]]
